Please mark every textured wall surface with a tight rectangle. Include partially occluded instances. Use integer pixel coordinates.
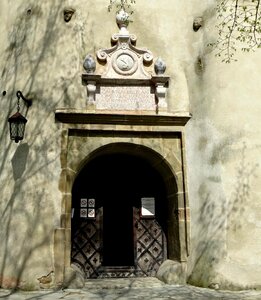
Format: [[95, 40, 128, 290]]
[[0, 0, 260, 290]]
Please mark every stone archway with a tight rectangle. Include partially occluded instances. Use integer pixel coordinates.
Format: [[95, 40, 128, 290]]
[[54, 127, 190, 286]]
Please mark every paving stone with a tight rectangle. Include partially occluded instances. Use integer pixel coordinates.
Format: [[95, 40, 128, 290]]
[[0, 278, 261, 300]]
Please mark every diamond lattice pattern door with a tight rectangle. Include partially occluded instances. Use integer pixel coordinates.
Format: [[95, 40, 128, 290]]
[[134, 207, 167, 276], [71, 207, 102, 278]]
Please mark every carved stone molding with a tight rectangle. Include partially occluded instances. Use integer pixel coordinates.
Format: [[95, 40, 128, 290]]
[[55, 109, 191, 126]]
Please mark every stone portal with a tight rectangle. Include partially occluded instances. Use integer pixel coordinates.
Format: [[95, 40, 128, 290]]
[[54, 7, 190, 286]]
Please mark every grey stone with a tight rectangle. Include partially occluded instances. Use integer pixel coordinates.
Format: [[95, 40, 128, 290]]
[[63, 265, 85, 289], [64, 8, 75, 23], [156, 260, 186, 284], [1, 280, 261, 300], [193, 16, 203, 31]]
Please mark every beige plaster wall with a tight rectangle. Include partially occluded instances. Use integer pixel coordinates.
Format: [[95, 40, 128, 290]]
[[185, 2, 261, 289], [0, 0, 260, 290]]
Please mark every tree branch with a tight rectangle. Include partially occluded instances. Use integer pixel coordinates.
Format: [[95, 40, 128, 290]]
[[213, 0, 261, 62]]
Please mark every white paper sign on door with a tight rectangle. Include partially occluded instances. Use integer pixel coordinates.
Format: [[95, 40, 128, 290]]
[[141, 197, 155, 216]]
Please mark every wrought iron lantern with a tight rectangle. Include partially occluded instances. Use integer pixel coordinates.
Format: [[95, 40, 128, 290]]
[[8, 91, 32, 143]]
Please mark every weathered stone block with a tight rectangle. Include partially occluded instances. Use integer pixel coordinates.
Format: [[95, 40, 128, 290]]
[[156, 260, 186, 284], [63, 265, 85, 289]]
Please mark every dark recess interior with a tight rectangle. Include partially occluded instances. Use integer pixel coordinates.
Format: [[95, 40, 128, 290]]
[[72, 153, 167, 267]]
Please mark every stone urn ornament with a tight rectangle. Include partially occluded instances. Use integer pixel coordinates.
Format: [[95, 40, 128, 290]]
[[154, 57, 166, 75], [83, 54, 96, 74], [116, 8, 130, 29]]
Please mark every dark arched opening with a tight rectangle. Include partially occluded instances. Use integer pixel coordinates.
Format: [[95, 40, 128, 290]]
[[71, 144, 179, 278]]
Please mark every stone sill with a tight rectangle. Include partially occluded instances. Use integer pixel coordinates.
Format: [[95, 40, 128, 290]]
[[55, 108, 191, 126]]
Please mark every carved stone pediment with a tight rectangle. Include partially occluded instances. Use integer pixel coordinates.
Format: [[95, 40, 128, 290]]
[[96, 30, 153, 79], [82, 9, 169, 113]]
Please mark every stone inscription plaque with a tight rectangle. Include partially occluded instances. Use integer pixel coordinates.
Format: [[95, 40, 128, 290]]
[[96, 86, 156, 111]]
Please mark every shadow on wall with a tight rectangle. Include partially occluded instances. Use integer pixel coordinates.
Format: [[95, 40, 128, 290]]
[[11, 143, 29, 181], [227, 144, 259, 232], [188, 142, 258, 289], [0, 135, 61, 290], [0, 0, 72, 290], [0, 0, 63, 163]]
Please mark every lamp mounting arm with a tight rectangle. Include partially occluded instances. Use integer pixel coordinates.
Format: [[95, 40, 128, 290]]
[[16, 91, 32, 107]]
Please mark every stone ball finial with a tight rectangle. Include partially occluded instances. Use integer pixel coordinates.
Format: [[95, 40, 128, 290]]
[[116, 8, 129, 29], [83, 54, 96, 74], [154, 57, 166, 75]]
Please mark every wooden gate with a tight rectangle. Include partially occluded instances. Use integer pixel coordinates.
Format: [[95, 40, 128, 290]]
[[71, 207, 102, 278], [134, 207, 167, 276], [71, 204, 166, 278]]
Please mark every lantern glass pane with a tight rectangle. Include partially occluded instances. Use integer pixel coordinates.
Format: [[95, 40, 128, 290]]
[[17, 122, 25, 139], [9, 123, 17, 140], [9, 121, 25, 141]]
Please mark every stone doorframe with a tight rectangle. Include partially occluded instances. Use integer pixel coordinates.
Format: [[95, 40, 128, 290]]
[[54, 110, 190, 287]]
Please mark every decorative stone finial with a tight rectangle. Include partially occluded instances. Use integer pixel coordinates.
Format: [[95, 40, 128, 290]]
[[154, 57, 166, 75], [83, 54, 96, 74], [116, 8, 129, 30]]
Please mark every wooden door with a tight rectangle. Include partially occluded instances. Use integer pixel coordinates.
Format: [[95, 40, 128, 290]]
[[134, 207, 167, 276], [71, 153, 167, 278], [72, 202, 167, 278], [71, 206, 102, 278]]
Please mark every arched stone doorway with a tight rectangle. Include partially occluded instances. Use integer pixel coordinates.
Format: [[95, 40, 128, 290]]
[[54, 16, 191, 284], [53, 123, 190, 285], [70, 143, 180, 278]]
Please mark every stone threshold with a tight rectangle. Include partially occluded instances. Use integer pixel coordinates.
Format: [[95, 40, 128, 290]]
[[84, 277, 165, 290]]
